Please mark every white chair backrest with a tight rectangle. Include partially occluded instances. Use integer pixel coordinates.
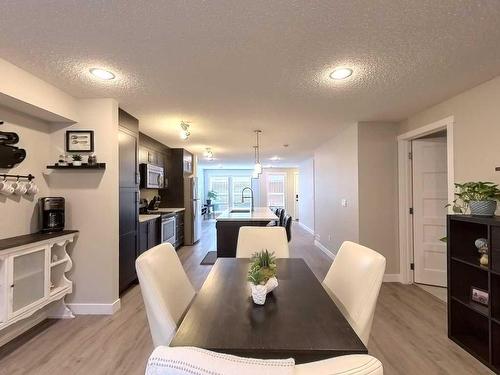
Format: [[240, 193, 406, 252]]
[[136, 243, 195, 347], [146, 346, 383, 375], [236, 226, 290, 258], [322, 241, 386, 346]]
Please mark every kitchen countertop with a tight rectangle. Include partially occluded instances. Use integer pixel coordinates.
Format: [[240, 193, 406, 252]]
[[0, 230, 79, 251], [216, 207, 278, 222], [156, 208, 185, 213], [139, 214, 161, 223]]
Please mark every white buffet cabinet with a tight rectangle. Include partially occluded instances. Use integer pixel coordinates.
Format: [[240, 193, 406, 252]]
[[0, 231, 78, 333]]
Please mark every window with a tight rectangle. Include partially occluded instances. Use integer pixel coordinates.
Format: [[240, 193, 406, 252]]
[[208, 176, 229, 212], [232, 177, 252, 208], [208, 175, 253, 212], [266, 173, 286, 209]]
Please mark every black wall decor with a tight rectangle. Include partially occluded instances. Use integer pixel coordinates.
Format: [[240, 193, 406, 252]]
[[0, 121, 26, 168]]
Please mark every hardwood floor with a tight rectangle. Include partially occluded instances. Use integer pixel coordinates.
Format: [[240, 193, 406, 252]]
[[0, 221, 493, 374]]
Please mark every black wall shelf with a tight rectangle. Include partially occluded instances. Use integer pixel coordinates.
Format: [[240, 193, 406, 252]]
[[47, 163, 106, 170], [448, 215, 500, 373]]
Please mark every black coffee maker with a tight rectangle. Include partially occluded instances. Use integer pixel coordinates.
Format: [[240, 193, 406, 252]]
[[39, 197, 65, 232]]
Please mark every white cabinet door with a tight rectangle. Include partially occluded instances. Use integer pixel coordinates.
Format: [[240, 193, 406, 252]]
[[8, 246, 48, 318]]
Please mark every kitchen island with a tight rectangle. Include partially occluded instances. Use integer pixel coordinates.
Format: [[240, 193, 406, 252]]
[[216, 207, 278, 257]]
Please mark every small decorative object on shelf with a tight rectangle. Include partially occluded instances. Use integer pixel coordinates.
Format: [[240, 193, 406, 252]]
[[475, 238, 489, 267], [71, 154, 82, 166], [247, 250, 278, 305], [87, 154, 97, 166], [471, 286, 489, 306], [447, 181, 500, 217], [57, 154, 68, 166]]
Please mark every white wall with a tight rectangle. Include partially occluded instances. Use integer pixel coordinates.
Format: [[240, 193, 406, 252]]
[[400, 75, 500, 198], [0, 107, 51, 236], [47, 99, 120, 307], [0, 59, 120, 313], [314, 124, 359, 254], [298, 158, 314, 233], [358, 122, 399, 274], [0, 58, 78, 122]]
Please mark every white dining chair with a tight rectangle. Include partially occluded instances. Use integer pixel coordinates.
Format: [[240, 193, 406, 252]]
[[322, 241, 386, 346], [145, 346, 384, 375], [236, 226, 290, 258], [136, 243, 195, 347]]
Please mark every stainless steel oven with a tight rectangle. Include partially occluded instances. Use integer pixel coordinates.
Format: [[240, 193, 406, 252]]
[[161, 215, 176, 245], [140, 163, 165, 189]]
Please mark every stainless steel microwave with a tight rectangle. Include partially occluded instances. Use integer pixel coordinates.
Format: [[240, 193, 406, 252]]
[[140, 163, 165, 189]]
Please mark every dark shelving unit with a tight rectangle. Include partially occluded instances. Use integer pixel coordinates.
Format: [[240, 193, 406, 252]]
[[448, 215, 500, 373], [47, 163, 106, 170]]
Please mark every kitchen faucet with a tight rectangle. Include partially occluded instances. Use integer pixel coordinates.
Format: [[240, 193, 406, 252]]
[[241, 187, 254, 211]]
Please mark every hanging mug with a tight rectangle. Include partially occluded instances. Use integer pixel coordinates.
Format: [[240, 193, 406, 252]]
[[25, 181, 39, 195], [0, 179, 14, 195], [12, 180, 28, 195]]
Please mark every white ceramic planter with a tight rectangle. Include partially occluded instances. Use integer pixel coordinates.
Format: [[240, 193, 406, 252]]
[[265, 277, 278, 293], [251, 284, 267, 305], [72, 161, 82, 166], [250, 277, 279, 305]]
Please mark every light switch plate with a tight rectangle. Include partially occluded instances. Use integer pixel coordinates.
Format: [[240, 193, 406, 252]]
[[341, 199, 348, 207]]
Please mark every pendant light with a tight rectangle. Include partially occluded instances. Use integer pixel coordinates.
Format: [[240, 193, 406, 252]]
[[253, 130, 262, 176]]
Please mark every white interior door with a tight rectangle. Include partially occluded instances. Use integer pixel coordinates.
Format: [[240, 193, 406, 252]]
[[293, 173, 299, 220], [412, 137, 448, 287]]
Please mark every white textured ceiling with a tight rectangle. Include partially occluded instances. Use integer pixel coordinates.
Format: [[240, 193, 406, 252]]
[[1, 1, 500, 167]]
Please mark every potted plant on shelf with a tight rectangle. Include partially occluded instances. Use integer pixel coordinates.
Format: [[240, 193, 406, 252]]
[[447, 181, 500, 217], [72, 154, 83, 167], [247, 250, 278, 305], [207, 190, 217, 205]]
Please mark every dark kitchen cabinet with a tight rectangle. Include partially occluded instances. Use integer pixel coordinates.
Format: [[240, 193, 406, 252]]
[[138, 221, 148, 254], [160, 148, 194, 207], [174, 211, 185, 248], [148, 218, 160, 249], [138, 217, 160, 255], [119, 109, 139, 294], [139, 133, 169, 168]]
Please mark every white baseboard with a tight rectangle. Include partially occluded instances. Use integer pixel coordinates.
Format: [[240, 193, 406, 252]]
[[383, 274, 402, 283], [314, 240, 335, 260], [297, 221, 315, 235], [67, 298, 121, 315]]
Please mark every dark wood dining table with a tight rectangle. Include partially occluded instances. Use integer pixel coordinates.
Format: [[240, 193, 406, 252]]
[[170, 258, 367, 364]]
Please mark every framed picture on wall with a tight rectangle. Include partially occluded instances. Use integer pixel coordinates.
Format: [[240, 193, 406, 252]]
[[66, 130, 94, 152]]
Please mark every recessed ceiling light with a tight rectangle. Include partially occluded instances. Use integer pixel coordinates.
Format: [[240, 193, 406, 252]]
[[89, 68, 115, 80], [329, 67, 353, 80], [269, 156, 281, 161]]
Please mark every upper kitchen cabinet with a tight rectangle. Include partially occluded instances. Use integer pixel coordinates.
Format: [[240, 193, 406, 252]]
[[138, 133, 169, 169], [183, 150, 193, 175], [160, 148, 194, 207]]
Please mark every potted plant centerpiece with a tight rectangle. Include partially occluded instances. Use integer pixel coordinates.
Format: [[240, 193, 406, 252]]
[[207, 190, 217, 206], [448, 182, 500, 217], [247, 250, 279, 305], [72, 154, 83, 167]]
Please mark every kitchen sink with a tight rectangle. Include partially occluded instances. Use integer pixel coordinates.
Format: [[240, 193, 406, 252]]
[[230, 209, 251, 213]]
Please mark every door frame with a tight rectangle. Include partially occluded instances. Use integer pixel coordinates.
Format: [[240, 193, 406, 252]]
[[397, 116, 454, 284], [293, 171, 299, 220]]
